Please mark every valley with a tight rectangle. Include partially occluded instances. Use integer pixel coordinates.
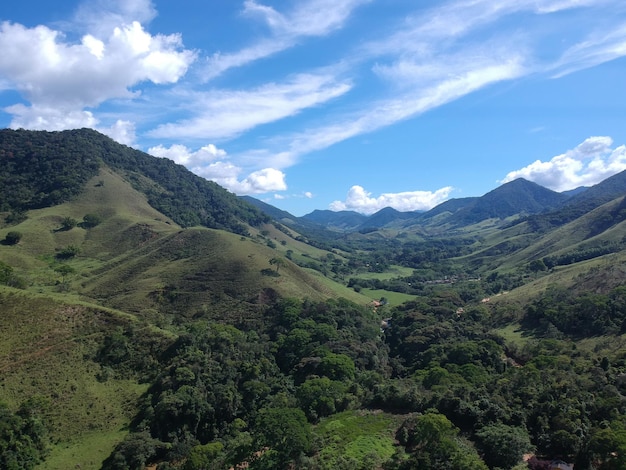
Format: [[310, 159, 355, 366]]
[[1, 129, 626, 470]]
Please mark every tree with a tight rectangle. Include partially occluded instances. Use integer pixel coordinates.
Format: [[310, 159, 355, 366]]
[[54, 264, 75, 284], [56, 245, 80, 260], [4, 231, 22, 245], [587, 426, 626, 470], [184, 442, 224, 470], [318, 353, 356, 381], [253, 407, 311, 468], [82, 213, 102, 228], [396, 413, 487, 470], [269, 257, 286, 272], [102, 431, 162, 470], [475, 424, 532, 470], [296, 377, 347, 421], [0, 261, 13, 285], [0, 401, 48, 470], [60, 217, 78, 231]]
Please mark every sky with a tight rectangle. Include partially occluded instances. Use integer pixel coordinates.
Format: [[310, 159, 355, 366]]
[[1, 1, 626, 216]]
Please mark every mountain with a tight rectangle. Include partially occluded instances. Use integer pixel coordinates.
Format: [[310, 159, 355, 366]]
[[523, 170, 626, 232], [301, 209, 368, 230], [444, 178, 569, 226], [277, 179, 571, 233], [357, 207, 421, 231], [0, 128, 269, 233], [240, 195, 299, 224]]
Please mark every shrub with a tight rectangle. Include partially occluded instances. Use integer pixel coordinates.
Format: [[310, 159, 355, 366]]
[[82, 213, 102, 228], [56, 245, 80, 259], [4, 231, 22, 245], [60, 217, 78, 230]]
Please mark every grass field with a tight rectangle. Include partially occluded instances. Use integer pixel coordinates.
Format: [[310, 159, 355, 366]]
[[354, 265, 414, 281], [36, 429, 129, 470], [361, 288, 415, 307], [313, 410, 403, 469]]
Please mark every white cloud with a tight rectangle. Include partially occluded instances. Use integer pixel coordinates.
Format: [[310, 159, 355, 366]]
[[203, 0, 369, 80], [265, 57, 524, 164], [103, 120, 136, 145], [204, 166, 288, 194], [330, 185, 454, 215], [0, 18, 195, 131], [73, 0, 157, 36], [243, 0, 370, 37], [148, 143, 286, 195], [551, 23, 626, 78], [501, 136, 626, 191], [304, 191, 313, 199], [148, 143, 226, 167], [149, 72, 352, 140]]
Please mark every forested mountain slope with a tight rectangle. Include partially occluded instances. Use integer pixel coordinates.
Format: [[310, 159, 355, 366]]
[[0, 128, 268, 233]]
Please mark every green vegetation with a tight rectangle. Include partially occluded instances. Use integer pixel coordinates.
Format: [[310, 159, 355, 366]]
[[3, 128, 626, 469], [4, 230, 22, 245]]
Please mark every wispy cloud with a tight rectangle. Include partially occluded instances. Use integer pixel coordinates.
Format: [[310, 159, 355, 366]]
[[224, 0, 626, 176], [203, 0, 370, 80], [149, 72, 352, 140], [239, 55, 524, 170], [551, 23, 626, 77]]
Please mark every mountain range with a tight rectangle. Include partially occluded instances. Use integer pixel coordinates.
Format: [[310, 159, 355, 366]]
[[246, 170, 626, 236]]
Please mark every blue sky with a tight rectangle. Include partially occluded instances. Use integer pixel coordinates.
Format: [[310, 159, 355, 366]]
[[1, 0, 626, 215]]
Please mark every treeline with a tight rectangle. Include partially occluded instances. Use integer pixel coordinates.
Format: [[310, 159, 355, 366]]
[[383, 291, 626, 469], [0, 129, 269, 234], [542, 241, 623, 268]]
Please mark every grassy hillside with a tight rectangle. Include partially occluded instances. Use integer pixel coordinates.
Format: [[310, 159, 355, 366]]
[[0, 288, 164, 470], [0, 164, 373, 467]]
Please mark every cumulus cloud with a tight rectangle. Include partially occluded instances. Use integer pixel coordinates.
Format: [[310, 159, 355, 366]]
[[148, 143, 286, 195], [149, 143, 226, 167], [102, 120, 136, 146], [501, 136, 626, 191], [330, 185, 454, 215], [0, 18, 195, 131]]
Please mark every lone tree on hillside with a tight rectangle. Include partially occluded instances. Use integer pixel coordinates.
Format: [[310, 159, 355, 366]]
[[4, 231, 22, 245], [269, 257, 286, 272], [82, 213, 102, 228], [60, 217, 78, 231], [54, 264, 76, 285]]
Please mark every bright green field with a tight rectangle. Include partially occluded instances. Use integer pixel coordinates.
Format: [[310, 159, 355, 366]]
[[313, 410, 402, 469], [361, 288, 415, 307], [354, 265, 414, 280]]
